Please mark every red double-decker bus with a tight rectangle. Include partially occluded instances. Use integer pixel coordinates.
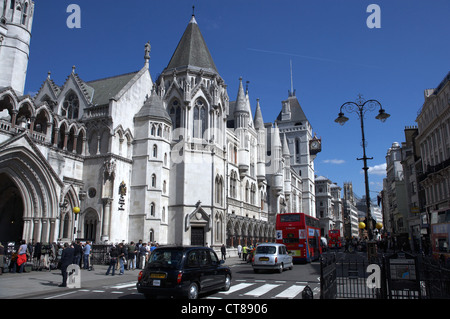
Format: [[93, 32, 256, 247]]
[[328, 229, 342, 248], [275, 213, 322, 263], [430, 209, 450, 267]]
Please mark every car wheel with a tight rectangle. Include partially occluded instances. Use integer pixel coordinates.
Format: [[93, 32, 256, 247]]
[[278, 263, 283, 273], [222, 274, 231, 291], [187, 282, 199, 299]]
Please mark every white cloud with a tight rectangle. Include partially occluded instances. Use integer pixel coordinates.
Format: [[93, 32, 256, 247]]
[[366, 163, 387, 176], [322, 159, 346, 165]]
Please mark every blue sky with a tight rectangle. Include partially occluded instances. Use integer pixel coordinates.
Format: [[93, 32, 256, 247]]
[[25, 0, 450, 198]]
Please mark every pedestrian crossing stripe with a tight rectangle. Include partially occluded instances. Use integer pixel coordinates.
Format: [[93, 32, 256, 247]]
[[244, 284, 279, 297], [219, 283, 254, 295], [274, 285, 306, 299], [219, 282, 308, 299]]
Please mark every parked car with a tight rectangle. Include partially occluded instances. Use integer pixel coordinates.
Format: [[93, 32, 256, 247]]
[[252, 243, 293, 273], [136, 246, 231, 299]]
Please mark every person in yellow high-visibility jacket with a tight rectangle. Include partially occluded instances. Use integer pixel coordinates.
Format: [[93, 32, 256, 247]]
[[242, 245, 248, 261]]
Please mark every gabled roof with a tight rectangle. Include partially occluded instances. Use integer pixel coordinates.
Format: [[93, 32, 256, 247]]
[[164, 15, 218, 74]]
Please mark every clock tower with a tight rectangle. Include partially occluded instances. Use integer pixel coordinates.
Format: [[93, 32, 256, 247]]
[[276, 91, 321, 217]]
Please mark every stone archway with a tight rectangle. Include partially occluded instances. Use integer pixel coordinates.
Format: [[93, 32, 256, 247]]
[[0, 173, 24, 244], [0, 140, 63, 243]]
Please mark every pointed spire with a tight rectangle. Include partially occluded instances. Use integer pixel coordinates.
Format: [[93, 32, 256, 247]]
[[272, 122, 281, 148], [254, 98, 265, 129], [234, 77, 247, 113]]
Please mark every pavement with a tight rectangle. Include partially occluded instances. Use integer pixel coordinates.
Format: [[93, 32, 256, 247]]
[[0, 256, 247, 299]]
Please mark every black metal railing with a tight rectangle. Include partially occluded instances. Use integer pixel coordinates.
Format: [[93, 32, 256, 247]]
[[320, 251, 450, 299]]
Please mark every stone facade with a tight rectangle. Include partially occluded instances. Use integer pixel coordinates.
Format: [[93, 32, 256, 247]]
[[0, 4, 321, 247]]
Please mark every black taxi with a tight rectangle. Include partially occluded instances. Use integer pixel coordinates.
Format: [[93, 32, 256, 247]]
[[137, 246, 232, 299]]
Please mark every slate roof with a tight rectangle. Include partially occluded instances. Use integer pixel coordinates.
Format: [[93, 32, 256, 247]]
[[135, 90, 171, 124], [164, 15, 218, 74], [87, 71, 139, 106], [276, 95, 308, 124]]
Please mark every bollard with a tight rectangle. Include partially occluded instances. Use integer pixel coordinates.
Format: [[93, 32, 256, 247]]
[[302, 285, 314, 299]]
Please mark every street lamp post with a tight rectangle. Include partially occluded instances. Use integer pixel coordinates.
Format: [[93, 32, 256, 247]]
[[335, 95, 390, 240], [73, 207, 80, 240]]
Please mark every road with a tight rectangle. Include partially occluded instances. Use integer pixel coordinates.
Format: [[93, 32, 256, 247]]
[[31, 260, 322, 300]]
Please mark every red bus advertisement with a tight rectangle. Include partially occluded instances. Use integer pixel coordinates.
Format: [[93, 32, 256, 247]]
[[276, 213, 322, 263], [328, 229, 342, 248], [430, 209, 450, 267]]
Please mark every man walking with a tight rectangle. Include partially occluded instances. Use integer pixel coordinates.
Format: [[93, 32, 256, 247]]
[[59, 243, 75, 287]]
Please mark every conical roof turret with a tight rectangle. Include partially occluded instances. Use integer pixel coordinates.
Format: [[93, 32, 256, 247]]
[[164, 14, 218, 74]]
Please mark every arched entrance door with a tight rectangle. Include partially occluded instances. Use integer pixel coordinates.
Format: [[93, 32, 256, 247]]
[[83, 210, 99, 243], [0, 173, 24, 244]]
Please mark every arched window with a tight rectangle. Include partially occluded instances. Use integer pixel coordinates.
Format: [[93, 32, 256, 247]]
[[193, 99, 207, 139], [150, 202, 155, 217], [251, 184, 256, 205], [230, 171, 237, 198], [149, 229, 154, 242], [245, 181, 250, 202], [170, 100, 181, 129], [215, 176, 223, 205], [62, 214, 70, 239], [153, 144, 158, 158], [21, 2, 28, 25], [151, 174, 156, 188], [62, 92, 79, 119]]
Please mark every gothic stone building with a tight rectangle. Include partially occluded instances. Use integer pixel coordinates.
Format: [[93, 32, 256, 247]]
[[0, 2, 321, 247]]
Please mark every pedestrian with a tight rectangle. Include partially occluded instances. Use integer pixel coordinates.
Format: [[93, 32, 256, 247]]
[[127, 241, 136, 270], [17, 240, 28, 273], [242, 245, 248, 261], [221, 244, 226, 260], [59, 242, 75, 287], [139, 242, 147, 269], [33, 242, 42, 270], [136, 240, 143, 268], [117, 242, 125, 275], [73, 240, 82, 267], [0, 242, 4, 275], [237, 244, 242, 259], [83, 241, 91, 270], [105, 245, 118, 276]]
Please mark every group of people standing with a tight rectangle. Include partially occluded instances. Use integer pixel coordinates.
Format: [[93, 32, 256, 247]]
[[0, 240, 92, 275], [105, 240, 159, 276], [236, 244, 255, 262]]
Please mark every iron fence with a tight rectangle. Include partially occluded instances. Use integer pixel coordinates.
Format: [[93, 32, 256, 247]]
[[320, 251, 450, 299], [91, 244, 112, 265]]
